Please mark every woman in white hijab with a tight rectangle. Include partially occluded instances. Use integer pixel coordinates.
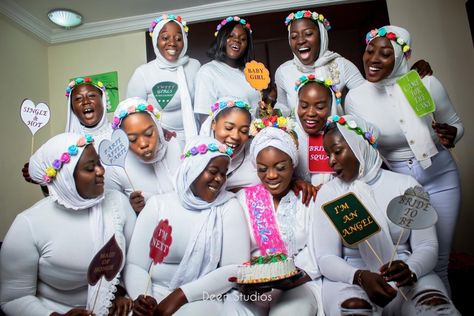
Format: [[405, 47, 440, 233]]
[[105, 97, 182, 214], [310, 115, 460, 315], [127, 14, 200, 148], [0, 133, 136, 316], [124, 136, 250, 315], [233, 126, 323, 316], [345, 25, 463, 293]]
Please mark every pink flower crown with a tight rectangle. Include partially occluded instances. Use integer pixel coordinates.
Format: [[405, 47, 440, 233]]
[[295, 74, 342, 105], [365, 27, 412, 58], [285, 10, 331, 31], [210, 99, 251, 117], [43, 134, 94, 183], [249, 115, 296, 136], [149, 14, 189, 38], [214, 16, 252, 37], [180, 143, 233, 160], [327, 115, 377, 149], [65, 77, 106, 97], [112, 103, 161, 130]]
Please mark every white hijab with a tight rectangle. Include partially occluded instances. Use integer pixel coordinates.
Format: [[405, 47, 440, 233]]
[[250, 126, 299, 168], [29, 133, 125, 315], [151, 17, 197, 141], [169, 136, 234, 289]]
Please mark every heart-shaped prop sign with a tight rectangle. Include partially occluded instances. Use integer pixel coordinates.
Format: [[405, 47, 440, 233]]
[[387, 185, 438, 230], [152, 81, 178, 109], [99, 129, 129, 168], [87, 234, 124, 286], [20, 99, 50, 135], [149, 219, 173, 265]]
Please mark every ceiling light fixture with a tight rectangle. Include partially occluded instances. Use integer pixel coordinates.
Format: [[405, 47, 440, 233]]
[[47, 9, 83, 28]]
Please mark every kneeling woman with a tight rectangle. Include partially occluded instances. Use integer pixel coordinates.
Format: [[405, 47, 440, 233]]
[[0, 133, 136, 316], [311, 115, 459, 315], [235, 126, 322, 316], [124, 136, 250, 315]]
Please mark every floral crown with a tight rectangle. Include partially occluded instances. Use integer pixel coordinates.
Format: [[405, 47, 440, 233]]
[[65, 77, 105, 97], [295, 74, 342, 106], [365, 27, 412, 58], [327, 115, 377, 149], [149, 14, 189, 37], [214, 16, 252, 37], [112, 103, 161, 130], [210, 99, 251, 118], [285, 10, 331, 31], [180, 142, 233, 160], [43, 134, 94, 183], [250, 115, 296, 137]]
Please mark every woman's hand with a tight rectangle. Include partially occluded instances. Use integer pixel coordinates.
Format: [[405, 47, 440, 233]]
[[155, 288, 188, 316], [129, 191, 145, 215], [132, 294, 157, 316], [410, 59, 433, 78], [355, 270, 397, 307], [108, 295, 133, 316], [432, 122, 457, 148], [291, 179, 319, 206], [380, 260, 417, 287], [50, 308, 94, 316]]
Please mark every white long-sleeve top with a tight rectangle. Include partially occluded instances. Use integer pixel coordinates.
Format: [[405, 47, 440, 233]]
[[126, 59, 200, 136], [124, 193, 250, 302], [311, 170, 438, 285], [0, 191, 136, 316], [104, 138, 182, 201], [193, 61, 261, 117], [274, 57, 364, 116], [236, 189, 320, 280], [345, 76, 464, 162]]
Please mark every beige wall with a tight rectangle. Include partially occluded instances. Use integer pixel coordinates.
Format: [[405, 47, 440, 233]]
[[0, 15, 50, 238], [387, 0, 474, 254]]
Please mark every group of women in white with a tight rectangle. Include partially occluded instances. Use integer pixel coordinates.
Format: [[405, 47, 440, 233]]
[[0, 7, 464, 316]]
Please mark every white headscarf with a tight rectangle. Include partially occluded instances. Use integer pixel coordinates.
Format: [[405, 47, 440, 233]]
[[330, 115, 393, 271], [289, 17, 341, 73], [250, 126, 299, 168], [169, 136, 234, 289], [65, 81, 112, 146], [367, 25, 437, 168], [28, 133, 124, 315], [150, 17, 197, 141]]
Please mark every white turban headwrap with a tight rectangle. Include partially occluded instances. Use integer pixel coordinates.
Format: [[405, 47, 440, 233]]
[[250, 127, 299, 168], [169, 136, 234, 289]]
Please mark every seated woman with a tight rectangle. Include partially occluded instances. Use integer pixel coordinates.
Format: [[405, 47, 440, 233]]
[[124, 136, 251, 316], [105, 97, 182, 214], [1, 133, 136, 316], [310, 115, 460, 315], [345, 25, 463, 292], [235, 126, 322, 316]]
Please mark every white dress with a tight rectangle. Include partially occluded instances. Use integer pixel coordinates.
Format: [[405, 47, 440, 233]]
[[0, 190, 136, 316]]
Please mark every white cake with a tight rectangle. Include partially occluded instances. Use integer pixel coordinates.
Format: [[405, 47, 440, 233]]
[[237, 253, 298, 284]]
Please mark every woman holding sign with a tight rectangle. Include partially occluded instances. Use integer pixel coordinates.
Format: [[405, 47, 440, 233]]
[[105, 97, 182, 214], [0, 133, 136, 316], [124, 136, 251, 315], [127, 14, 200, 148], [193, 16, 260, 120], [310, 115, 460, 315], [344, 25, 463, 292]]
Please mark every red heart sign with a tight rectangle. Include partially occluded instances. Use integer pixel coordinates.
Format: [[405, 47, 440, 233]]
[[87, 235, 124, 286], [149, 219, 173, 265]]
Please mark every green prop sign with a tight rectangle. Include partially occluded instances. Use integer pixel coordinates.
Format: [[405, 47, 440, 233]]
[[69, 71, 119, 113], [321, 192, 381, 246], [153, 81, 177, 109], [397, 70, 435, 117]]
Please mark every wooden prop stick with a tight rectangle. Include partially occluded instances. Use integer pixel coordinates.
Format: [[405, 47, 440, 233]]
[[144, 264, 154, 297], [90, 277, 103, 313], [30, 137, 35, 156], [388, 228, 405, 269], [124, 169, 136, 191]]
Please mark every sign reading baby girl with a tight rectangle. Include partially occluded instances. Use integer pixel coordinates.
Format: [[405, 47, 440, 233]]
[[20, 99, 51, 155]]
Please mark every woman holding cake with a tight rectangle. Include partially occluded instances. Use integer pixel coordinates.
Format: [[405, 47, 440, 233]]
[[105, 97, 182, 214], [234, 126, 323, 316], [310, 115, 460, 315], [124, 136, 251, 316], [1, 133, 136, 316]]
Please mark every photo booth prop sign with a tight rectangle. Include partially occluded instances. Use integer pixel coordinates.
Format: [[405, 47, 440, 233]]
[[397, 70, 435, 117], [99, 129, 129, 168], [152, 81, 178, 110], [20, 99, 51, 155]]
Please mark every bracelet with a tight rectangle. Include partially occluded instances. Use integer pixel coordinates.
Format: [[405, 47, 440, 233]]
[[357, 270, 366, 287]]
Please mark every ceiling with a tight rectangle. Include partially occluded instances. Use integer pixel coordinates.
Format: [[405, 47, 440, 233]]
[[0, 0, 351, 44]]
